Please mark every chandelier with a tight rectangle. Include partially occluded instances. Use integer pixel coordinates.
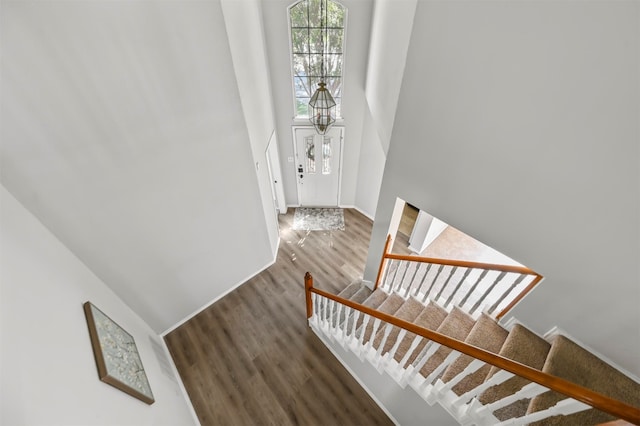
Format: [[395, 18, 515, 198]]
[[308, 0, 336, 135]]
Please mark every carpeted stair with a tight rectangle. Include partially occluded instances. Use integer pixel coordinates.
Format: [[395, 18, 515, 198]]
[[526, 335, 640, 425], [478, 323, 551, 420], [397, 301, 448, 366], [441, 313, 509, 395], [360, 292, 405, 344], [371, 296, 426, 355], [337, 281, 366, 300], [418, 306, 475, 378], [336, 284, 640, 425]]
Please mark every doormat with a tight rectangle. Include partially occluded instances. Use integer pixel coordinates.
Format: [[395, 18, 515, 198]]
[[292, 208, 345, 231]]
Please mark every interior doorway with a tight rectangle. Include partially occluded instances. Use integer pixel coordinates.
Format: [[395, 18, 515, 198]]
[[266, 131, 287, 215], [293, 127, 343, 207], [388, 197, 522, 266]]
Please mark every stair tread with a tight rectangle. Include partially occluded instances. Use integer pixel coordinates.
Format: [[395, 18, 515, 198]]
[[343, 287, 376, 331], [361, 293, 406, 344], [361, 288, 388, 308], [395, 301, 448, 365], [334, 283, 368, 326], [338, 281, 364, 300], [441, 313, 508, 396], [347, 288, 389, 333], [418, 306, 475, 377], [372, 296, 426, 353], [526, 335, 640, 426], [349, 286, 373, 304], [479, 323, 551, 421]]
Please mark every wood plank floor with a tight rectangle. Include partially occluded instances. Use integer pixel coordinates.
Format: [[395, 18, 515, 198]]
[[165, 209, 394, 426]]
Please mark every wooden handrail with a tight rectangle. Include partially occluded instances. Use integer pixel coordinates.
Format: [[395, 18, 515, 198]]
[[374, 235, 393, 290], [383, 252, 540, 276], [496, 273, 544, 319], [305, 279, 640, 424], [380, 238, 544, 319]]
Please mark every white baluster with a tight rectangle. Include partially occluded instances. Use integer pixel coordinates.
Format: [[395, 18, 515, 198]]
[[473, 382, 548, 420], [314, 296, 324, 333], [453, 369, 514, 421], [310, 293, 320, 328], [414, 263, 433, 299], [434, 266, 458, 303], [427, 358, 485, 405], [328, 300, 338, 341], [445, 267, 471, 308], [471, 271, 507, 314], [404, 263, 420, 298], [493, 398, 591, 426], [339, 305, 351, 343], [365, 318, 382, 351], [357, 314, 373, 358], [459, 269, 489, 310], [394, 261, 409, 293], [396, 335, 424, 373], [416, 350, 461, 398], [400, 341, 438, 387], [488, 273, 526, 316], [385, 334, 420, 383], [373, 323, 394, 369], [348, 310, 361, 349], [378, 326, 406, 372], [334, 302, 343, 329], [423, 264, 445, 302]]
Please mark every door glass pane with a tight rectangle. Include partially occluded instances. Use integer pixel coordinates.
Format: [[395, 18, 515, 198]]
[[305, 136, 316, 174], [322, 137, 332, 174]]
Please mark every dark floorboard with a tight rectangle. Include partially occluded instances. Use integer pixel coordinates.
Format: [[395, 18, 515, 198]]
[[165, 209, 393, 426]]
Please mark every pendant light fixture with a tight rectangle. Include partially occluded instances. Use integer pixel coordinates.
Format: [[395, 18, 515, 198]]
[[308, 0, 336, 135]]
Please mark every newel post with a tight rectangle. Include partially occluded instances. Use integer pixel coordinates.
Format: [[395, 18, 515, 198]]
[[304, 272, 314, 319], [374, 234, 393, 290]]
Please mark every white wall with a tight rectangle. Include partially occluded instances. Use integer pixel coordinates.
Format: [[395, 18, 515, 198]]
[[1, 186, 196, 425], [365, 0, 640, 376], [221, 0, 282, 256], [318, 332, 457, 426], [354, 106, 386, 219], [354, 0, 419, 219], [1, 0, 273, 333], [364, 0, 417, 155]]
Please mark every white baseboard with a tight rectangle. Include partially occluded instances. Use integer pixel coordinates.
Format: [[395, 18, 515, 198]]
[[362, 279, 375, 290], [340, 204, 375, 221], [159, 338, 202, 425], [162, 254, 277, 336]]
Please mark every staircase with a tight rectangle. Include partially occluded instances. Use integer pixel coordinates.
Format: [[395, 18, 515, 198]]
[[303, 237, 640, 425]]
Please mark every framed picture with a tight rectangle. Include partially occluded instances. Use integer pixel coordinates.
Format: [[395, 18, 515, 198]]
[[83, 301, 155, 404]]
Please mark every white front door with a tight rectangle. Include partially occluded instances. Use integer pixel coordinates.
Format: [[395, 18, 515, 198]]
[[294, 127, 343, 207]]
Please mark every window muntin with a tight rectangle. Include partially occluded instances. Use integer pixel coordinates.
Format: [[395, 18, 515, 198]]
[[289, 0, 345, 119]]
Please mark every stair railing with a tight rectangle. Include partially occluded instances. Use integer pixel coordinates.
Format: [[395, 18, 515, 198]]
[[374, 235, 543, 319], [304, 272, 640, 425]]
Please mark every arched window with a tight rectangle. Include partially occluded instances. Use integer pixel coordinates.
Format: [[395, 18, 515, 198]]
[[289, 0, 346, 119]]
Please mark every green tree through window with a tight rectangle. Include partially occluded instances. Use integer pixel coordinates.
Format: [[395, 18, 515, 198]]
[[289, 0, 345, 118]]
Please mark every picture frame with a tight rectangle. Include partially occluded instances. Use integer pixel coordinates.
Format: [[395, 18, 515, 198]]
[[83, 301, 155, 404]]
